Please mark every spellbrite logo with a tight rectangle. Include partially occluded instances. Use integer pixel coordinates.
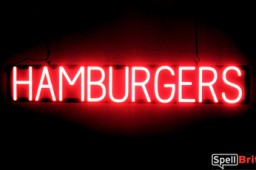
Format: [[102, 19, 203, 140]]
[[211, 153, 256, 169], [7, 65, 249, 103]]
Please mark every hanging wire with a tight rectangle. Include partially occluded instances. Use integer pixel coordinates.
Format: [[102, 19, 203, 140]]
[[11, 41, 51, 65], [194, 15, 200, 65], [45, 41, 51, 65]]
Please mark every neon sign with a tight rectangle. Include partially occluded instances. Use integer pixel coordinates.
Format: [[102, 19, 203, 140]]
[[7, 65, 250, 104]]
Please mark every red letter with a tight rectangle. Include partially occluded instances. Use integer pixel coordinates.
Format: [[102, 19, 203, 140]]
[[178, 66, 195, 102], [87, 66, 106, 102], [199, 67, 218, 103], [109, 66, 129, 103], [222, 66, 242, 104], [35, 66, 56, 101], [13, 66, 32, 101], [239, 156, 246, 164], [154, 66, 175, 103], [131, 67, 151, 102], [59, 66, 85, 101]]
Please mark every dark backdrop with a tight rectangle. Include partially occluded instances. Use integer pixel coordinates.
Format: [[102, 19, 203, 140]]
[[1, 1, 255, 168]]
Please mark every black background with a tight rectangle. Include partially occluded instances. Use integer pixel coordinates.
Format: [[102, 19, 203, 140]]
[[1, 1, 255, 168]]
